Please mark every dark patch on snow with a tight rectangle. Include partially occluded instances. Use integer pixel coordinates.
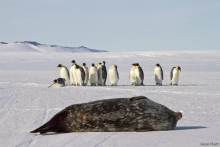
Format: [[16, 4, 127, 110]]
[[15, 41, 42, 46], [11, 41, 108, 52], [0, 42, 8, 44]]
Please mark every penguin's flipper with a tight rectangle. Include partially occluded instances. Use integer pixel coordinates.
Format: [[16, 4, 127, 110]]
[[138, 66, 144, 83], [160, 66, 164, 80], [48, 83, 54, 88], [170, 67, 175, 80], [102, 66, 107, 81]]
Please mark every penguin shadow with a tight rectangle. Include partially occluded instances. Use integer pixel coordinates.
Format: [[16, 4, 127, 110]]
[[174, 126, 207, 131], [146, 85, 170, 86], [146, 84, 199, 87], [177, 84, 199, 86]]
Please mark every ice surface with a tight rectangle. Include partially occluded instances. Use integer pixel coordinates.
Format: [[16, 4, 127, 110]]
[[0, 51, 220, 147]]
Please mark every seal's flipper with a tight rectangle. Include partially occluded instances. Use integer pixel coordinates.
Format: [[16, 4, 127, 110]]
[[130, 96, 147, 101], [30, 123, 49, 134], [30, 110, 69, 134]]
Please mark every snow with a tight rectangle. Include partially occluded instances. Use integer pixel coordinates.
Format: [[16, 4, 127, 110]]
[[0, 41, 107, 52], [0, 50, 220, 147]]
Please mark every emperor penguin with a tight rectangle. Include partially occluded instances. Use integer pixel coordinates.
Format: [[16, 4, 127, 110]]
[[109, 64, 119, 86], [89, 63, 98, 86], [69, 60, 77, 86], [82, 63, 89, 86], [75, 65, 85, 86], [134, 63, 144, 86], [101, 61, 107, 86], [97, 63, 105, 86], [57, 64, 70, 86], [154, 63, 163, 85], [170, 66, 181, 86], [129, 63, 137, 86], [48, 78, 66, 88]]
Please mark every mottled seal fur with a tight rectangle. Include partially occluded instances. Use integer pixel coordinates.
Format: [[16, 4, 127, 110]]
[[30, 96, 182, 134]]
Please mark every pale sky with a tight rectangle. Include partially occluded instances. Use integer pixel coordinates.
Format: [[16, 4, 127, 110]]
[[1, 0, 220, 51]]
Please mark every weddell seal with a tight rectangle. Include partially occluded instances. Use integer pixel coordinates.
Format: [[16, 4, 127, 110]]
[[30, 96, 182, 134]]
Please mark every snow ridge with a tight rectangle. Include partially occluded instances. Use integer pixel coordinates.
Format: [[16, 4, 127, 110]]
[[0, 41, 108, 52]]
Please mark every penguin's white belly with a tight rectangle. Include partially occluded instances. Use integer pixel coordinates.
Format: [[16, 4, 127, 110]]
[[76, 70, 83, 86], [55, 83, 64, 87], [154, 69, 162, 84], [89, 69, 98, 85], [109, 69, 118, 85], [69, 66, 76, 85], [97, 68, 104, 85], [60, 68, 70, 86], [135, 69, 142, 86], [130, 69, 136, 84], [172, 70, 179, 85]]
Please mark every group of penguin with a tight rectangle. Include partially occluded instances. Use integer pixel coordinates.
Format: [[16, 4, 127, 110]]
[[129, 63, 181, 86], [49, 60, 119, 87], [49, 60, 181, 87]]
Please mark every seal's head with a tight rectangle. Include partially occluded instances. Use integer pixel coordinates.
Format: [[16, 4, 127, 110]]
[[174, 112, 182, 121]]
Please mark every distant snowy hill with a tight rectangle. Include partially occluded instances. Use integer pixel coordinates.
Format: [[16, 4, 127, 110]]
[[0, 41, 108, 52]]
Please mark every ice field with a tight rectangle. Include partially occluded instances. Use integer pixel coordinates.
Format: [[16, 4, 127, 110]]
[[0, 51, 220, 147]]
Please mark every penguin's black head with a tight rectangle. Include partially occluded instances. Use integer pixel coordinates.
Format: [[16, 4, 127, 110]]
[[156, 63, 160, 66], [57, 64, 62, 68], [131, 63, 136, 66], [54, 79, 57, 83], [92, 63, 95, 66], [75, 65, 80, 69], [102, 61, 105, 64], [71, 60, 75, 63], [178, 66, 181, 71], [136, 63, 139, 66], [83, 63, 86, 66]]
